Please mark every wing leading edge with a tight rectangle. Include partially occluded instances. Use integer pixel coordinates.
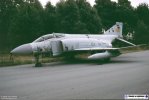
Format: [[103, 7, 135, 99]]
[[74, 47, 119, 51]]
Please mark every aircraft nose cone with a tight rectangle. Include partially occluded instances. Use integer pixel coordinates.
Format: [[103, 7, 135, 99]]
[[11, 44, 32, 55]]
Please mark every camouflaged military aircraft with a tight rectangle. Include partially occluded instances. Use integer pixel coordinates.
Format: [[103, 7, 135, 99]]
[[11, 22, 136, 67]]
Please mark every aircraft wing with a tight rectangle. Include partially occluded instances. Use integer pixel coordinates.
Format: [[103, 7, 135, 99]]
[[68, 47, 121, 59], [62, 47, 120, 58], [74, 47, 119, 51]]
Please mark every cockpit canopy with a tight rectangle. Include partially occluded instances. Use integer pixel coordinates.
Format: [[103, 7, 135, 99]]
[[33, 33, 65, 42]]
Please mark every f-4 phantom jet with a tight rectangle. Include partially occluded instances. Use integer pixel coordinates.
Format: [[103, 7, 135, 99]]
[[11, 22, 136, 67]]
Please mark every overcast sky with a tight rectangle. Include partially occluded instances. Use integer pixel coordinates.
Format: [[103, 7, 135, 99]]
[[39, 0, 149, 8]]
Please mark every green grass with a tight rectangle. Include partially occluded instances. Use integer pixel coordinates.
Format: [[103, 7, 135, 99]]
[[0, 54, 32, 66], [120, 44, 149, 53], [0, 54, 63, 67]]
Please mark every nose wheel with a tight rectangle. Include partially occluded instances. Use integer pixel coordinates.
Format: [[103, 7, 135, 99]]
[[34, 53, 42, 67], [35, 62, 42, 67]]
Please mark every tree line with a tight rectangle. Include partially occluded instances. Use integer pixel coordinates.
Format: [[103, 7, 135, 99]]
[[0, 0, 149, 50]]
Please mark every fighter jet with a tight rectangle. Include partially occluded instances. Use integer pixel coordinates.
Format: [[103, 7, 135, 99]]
[[11, 22, 135, 67]]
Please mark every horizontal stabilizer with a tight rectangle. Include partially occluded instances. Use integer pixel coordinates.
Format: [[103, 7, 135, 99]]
[[116, 38, 136, 46]]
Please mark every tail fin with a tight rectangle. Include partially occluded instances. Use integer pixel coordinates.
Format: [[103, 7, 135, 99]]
[[104, 22, 123, 38]]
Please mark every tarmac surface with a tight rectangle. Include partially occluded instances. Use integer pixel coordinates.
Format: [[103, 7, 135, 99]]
[[0, 51, 149, 100]]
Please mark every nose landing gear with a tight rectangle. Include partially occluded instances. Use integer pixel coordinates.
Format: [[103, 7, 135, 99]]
[[34, 53, 42, 67]]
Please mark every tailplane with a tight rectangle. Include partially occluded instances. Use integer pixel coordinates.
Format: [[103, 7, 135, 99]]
[[104, 22, 123, 38]]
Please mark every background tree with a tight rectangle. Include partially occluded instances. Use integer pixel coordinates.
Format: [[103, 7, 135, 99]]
[[8, 0, 44, 48], [94, 0, 117, 28], [136, 3, 149, 26], [0, 0, 20, 49], [135, 21, 149, 44], [76, 0, 102, 34], [44, 2, 56, 33], [55, 0, 81, 33], [0, 0, 149, 51], [116, 0, 138, 35], [134, 4, 149, 44]]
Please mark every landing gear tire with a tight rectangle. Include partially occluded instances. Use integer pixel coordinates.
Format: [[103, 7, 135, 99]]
[[35, 62, 42, 67], [34, 53, 42, 67], [103, 58, 110, 62]]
